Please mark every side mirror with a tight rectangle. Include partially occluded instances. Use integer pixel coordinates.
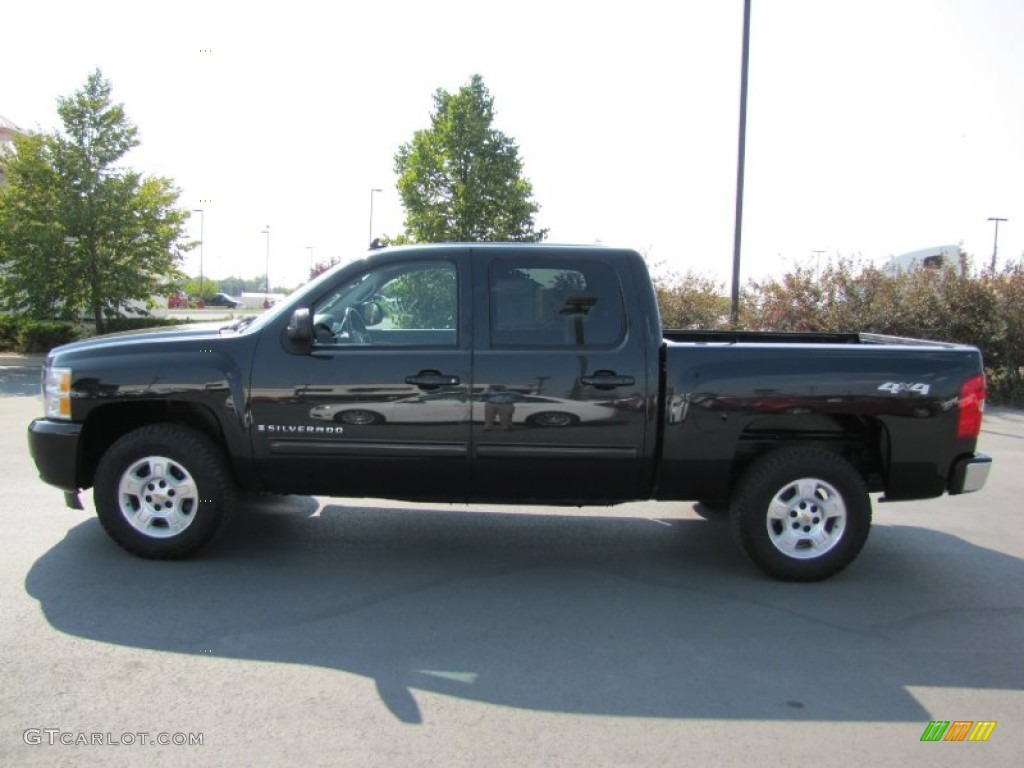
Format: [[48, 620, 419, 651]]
[[287, 308, 313, 347]]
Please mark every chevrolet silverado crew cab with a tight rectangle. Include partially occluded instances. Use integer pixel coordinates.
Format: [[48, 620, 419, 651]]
[[27, 244, 992, 580]]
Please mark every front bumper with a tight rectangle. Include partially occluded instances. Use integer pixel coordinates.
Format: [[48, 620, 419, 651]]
[[948, 453, 992, 495], [27, 418, 83, 493]]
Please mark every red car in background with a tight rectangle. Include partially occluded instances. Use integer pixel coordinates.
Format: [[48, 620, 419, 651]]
[[167, 291, 189, 309]]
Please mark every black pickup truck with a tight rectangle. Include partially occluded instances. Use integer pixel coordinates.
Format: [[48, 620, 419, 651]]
[[27, 243, 991, 580]]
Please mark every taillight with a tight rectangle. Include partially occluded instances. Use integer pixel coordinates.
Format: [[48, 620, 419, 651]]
[[956, 374, 985, 439]]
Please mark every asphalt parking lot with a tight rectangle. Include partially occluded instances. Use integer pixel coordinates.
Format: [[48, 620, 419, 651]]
[[1, 354, 1021, 767]]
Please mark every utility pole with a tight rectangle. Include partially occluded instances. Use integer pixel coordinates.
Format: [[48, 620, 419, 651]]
[[261, 225, 271, 302], [987, 217, 1007, 273], [369, 188, 383, 246], [192, 209, 204, 300], [730, 0, 752, 326]]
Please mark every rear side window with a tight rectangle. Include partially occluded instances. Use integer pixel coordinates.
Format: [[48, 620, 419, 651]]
[[489, 260, 625, 348]]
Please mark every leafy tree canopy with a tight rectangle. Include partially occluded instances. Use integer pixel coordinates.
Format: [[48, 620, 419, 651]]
[[394, 74, 547, 244], [0, 70, 190, 332]]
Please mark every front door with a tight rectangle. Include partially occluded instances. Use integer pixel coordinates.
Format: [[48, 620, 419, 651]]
[[248, 251, 473, 501]]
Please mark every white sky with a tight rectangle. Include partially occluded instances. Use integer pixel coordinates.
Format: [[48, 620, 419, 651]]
[[3, 0, 1023, 290]]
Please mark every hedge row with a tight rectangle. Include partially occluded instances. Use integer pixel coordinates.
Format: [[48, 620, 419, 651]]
[[0, 315, 191, 353], [654, 256, 1024, 406], [0, 316, 79, 353]]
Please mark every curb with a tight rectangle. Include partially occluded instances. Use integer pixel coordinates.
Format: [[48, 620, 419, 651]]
[[0, 353, 46, 367]]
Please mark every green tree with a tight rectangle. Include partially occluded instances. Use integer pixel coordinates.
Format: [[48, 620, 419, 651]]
[[0, 133, 69, 318], [181, 276, 221, 298], [381, 265, 457, 329], [394, 74, 547, 243], [0, 70, 190, 333]]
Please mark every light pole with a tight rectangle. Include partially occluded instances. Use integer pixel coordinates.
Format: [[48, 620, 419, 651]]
[[812, 249, 825, 278], [730, 0, 752, 326], [261, 225, 270, 302], [369, 188, 383, 246], [987, 217, 1007, 273], [192, 209, 204, 300]]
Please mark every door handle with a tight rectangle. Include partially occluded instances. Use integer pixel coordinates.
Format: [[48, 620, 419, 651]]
[[406, 370, 461, 389], [580, 370, 635, 390]]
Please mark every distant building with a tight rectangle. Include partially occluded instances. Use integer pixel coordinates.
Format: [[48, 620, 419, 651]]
[[0, 113, 28, 187], [882, 245, 961, 275]]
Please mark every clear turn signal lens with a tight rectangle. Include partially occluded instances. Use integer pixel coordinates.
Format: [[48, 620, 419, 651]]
[[44, 367, 72, 420]]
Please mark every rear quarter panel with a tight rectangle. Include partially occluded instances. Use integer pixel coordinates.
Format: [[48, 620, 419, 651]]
[[656, 340, 984, 502]]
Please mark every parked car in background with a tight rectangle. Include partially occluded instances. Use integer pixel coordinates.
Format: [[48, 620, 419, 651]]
[[167, 291, 188, 309], [203, 292, 243, 309]]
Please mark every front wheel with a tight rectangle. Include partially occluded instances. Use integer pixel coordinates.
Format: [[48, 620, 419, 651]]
[[93, 424, 236, 559], [730, 446, 871, 581]]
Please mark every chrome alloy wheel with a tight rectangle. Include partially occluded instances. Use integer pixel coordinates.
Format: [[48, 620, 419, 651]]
[[765, 477, 847, 560], [337, 409, 383, 425], [117, 455, 199, 538]]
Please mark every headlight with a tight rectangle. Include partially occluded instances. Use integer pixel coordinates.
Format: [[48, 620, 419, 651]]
[[44, 367, 72, 419]]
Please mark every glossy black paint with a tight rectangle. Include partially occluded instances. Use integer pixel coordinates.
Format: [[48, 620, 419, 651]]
[[656, 341, 984, 502], [467, 246, 654, 503], [31, 324, 260, 490], [27, 419, 82, 491], [28, 243, 989, 509], [249, 248, 475, 500]]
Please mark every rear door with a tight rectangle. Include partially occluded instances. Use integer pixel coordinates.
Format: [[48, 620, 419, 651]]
[[469, 248, 649, 503]]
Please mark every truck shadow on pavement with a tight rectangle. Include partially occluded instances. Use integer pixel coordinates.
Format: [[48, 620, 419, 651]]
[[25, 496, 1024, 724]]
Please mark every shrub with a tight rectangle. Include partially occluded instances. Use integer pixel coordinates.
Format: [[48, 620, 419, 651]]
[[0, 315, 23, 350], [657, 255, 1024, 407], [652, 269, 731, 329], [15, 321, 79, 353], [103, 317, 191, 333]]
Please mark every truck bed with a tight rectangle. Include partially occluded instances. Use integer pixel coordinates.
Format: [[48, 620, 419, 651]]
[[662, 329, 962, 347]]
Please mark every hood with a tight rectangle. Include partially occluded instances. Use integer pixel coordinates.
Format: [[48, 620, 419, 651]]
[[46, 321, 234, 364]]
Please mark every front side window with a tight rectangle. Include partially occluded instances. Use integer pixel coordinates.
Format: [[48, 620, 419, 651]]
[[311, 260, 457, 347], [489, 260, 625, 348]]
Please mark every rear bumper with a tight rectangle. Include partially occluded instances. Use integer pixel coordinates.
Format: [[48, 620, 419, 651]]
[[27, 418, 82, 493], [948, 453, 992, 495]]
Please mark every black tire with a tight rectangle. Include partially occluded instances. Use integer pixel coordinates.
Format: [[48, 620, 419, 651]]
[[526, 411, 579, 427], [729, 446, 871, 581], [693, 499, 729, 519], [335, 409, 385, 425], [93, 424, 236, 559]]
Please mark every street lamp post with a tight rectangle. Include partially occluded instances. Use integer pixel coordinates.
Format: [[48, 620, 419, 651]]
[[730, 0, 752, 326], [369, 188, 383, 246], [987, 217, 1007, 273], [192, 209, 204, 300], [261, 225, 270, 302]]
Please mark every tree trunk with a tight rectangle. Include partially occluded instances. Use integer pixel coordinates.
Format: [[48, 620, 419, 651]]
[[90, 246, 104, 335]]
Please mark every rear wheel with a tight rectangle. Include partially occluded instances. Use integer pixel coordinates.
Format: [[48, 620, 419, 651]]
[[93, 424, 235, 559], [730, 446, 871, 581]]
